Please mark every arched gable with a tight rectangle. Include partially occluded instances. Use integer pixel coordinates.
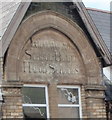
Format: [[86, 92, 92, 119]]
[[5, 11, 101, 85]]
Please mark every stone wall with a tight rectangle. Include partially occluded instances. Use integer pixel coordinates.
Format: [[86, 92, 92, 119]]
[[1, 11, 107, 119], [2, 84, 23, 119], [1, 84, 106, 118], [0, 58, 3, 119], [85, 85, 106, 118]]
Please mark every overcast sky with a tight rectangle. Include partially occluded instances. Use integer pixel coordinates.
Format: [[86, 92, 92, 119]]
[[82, 0, 111, 11]]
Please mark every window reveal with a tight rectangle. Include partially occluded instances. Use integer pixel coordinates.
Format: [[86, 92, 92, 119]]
[[22, 85, 82, 118], [22, 85, 49, 119], [57, 86, 82, 118]]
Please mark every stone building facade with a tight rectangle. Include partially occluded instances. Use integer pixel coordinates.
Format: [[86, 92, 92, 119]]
[[0, 2, 111, 119]]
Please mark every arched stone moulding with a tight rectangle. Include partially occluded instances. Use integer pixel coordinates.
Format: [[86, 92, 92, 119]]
[[5, 10, 101, 84], [18, 28, 85, 84]]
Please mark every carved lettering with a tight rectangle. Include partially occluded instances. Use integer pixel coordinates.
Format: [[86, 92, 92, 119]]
[[23, 60, 30, 73], [23, 40, 79, 75], [32, 40, 69, 48], [23, 60, 79, 75]]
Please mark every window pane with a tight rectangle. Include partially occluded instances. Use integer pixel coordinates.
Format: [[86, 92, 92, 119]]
[[58, 107, 79, 118], [57, 87, 79, 104], [23, 106, 47, 119], [22, 87, 46, 104]]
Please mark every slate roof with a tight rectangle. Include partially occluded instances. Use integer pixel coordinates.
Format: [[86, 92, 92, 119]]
[[87, 8, 112, 83], [87, 8, 111, 53], [0, 0, 21, 40]]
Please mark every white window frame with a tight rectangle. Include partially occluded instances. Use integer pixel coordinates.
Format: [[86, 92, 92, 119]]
[[22, 84, 49, 118], [57, 85, 82, 118]]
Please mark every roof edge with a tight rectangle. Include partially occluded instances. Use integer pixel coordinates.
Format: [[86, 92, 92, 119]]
[[1, 1, 31, 57], [86, 7, 111, 14], [75, 1, 112, 66]]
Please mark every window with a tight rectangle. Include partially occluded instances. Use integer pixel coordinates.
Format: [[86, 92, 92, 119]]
[[57, 86, 82, 118], [22, 85, 49, 119]]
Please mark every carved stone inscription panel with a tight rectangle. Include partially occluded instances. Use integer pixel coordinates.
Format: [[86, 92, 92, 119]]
[[19, 29, 84, 83]]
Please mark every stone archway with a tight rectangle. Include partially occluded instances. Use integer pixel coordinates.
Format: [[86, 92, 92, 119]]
[[5, 11, 101, 84], [2, 11, 106, 119], [18, 28, 85, 84]]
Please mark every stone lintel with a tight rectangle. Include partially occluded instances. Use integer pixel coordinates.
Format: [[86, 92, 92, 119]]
[[85, 85, 105, 99], [85, 84, 106, 91], [1, 82, 23, 88], [3, 94, 22, 97], [85, 96, 105, 99]]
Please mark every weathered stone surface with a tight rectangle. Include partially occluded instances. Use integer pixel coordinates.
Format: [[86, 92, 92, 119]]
[[2, 11, 106, 119], [5, 11, 101, 84], [2, 86, 23, 118], [19, 29, 85, 84]]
